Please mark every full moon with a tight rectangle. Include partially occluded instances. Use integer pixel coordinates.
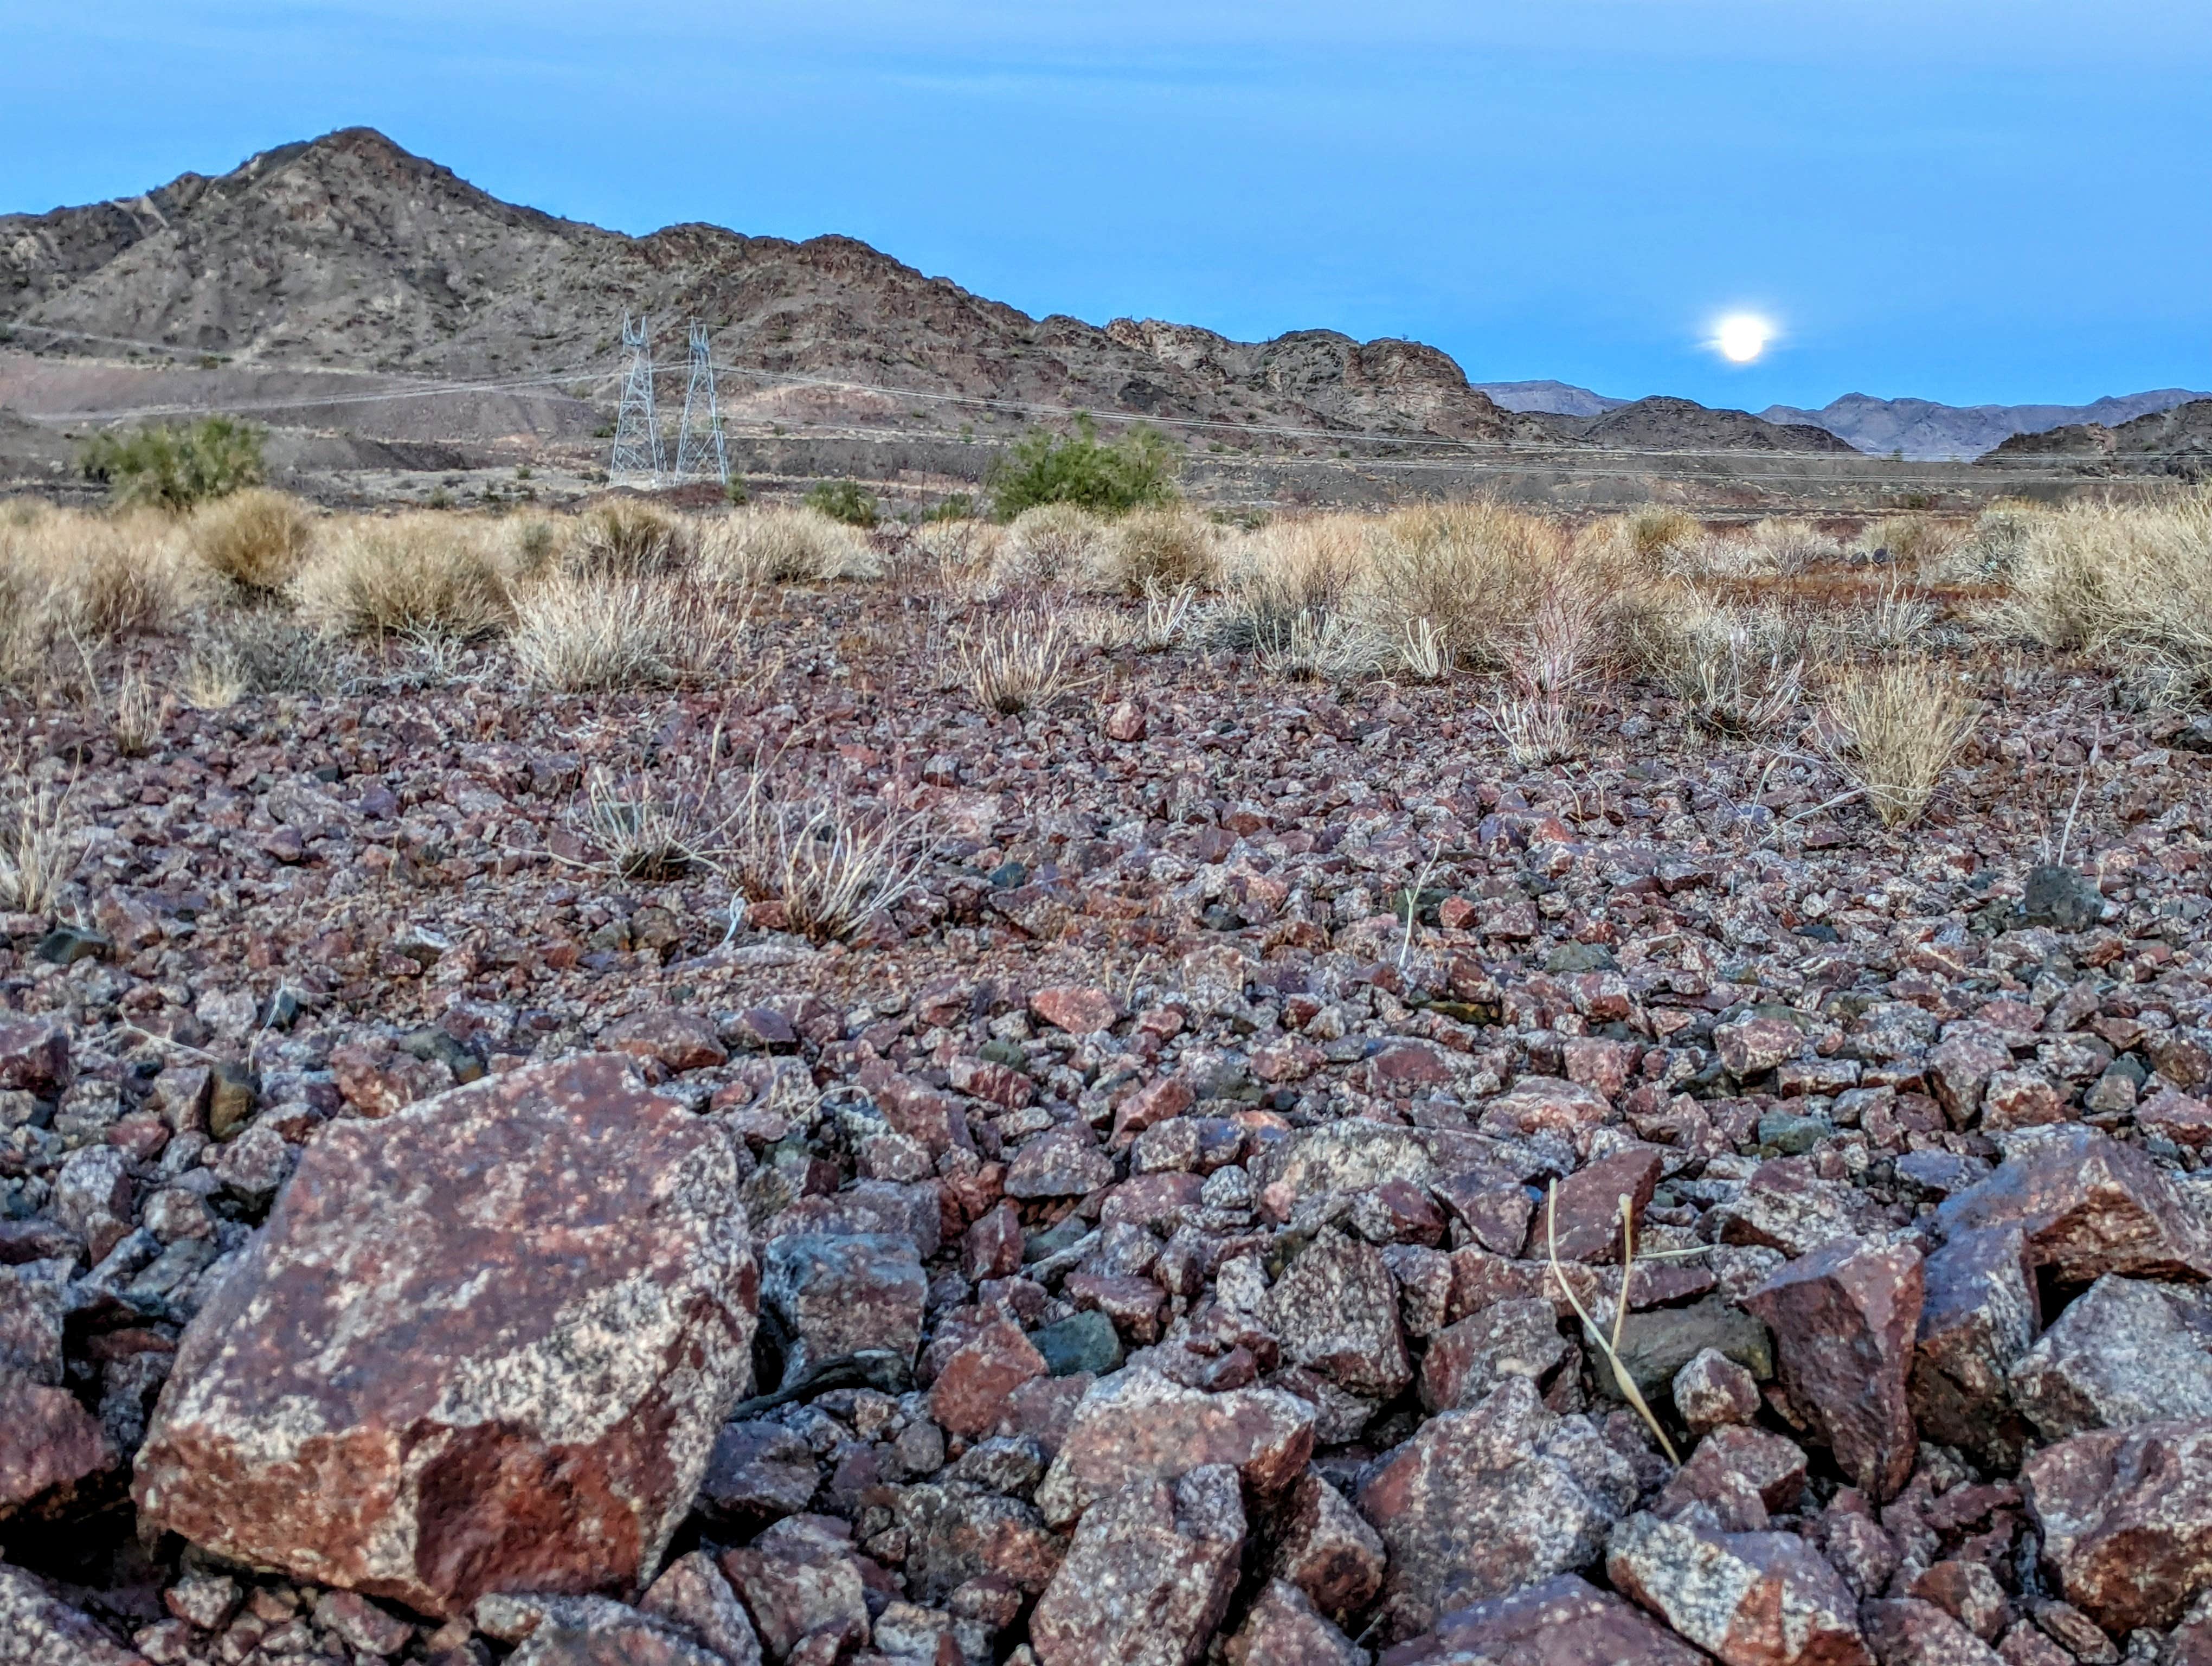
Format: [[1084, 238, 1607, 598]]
[[1716, 315, 1771, 363]]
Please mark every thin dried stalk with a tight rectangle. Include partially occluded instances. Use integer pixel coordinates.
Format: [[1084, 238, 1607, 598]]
[[1546, 1181, 1680, 1464], [1, 774, 77, 916]]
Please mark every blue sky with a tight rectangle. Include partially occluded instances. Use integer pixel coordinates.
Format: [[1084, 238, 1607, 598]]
[[7, 1, 2210, 409]]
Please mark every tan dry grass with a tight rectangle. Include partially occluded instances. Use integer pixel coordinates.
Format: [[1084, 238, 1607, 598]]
[[510, 573, 751, 692], [292, 515, 513, 639], [1825, 657, 1978, 828], [182, 489, 313, 595], [698, 507, 882, 586], [0, 773, 75, 915], [993, 504, 1109, 591], [952, 606, 1093, 713], [1095, 506, 1219, 595]]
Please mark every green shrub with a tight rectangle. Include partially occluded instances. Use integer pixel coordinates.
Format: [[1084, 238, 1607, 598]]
[[805, 480, 879, 527], [988, 416, 1177, 518], [79, 415, 266, 511]]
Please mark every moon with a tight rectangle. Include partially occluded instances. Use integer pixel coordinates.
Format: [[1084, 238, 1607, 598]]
[[1716, 315, 1771, 364]]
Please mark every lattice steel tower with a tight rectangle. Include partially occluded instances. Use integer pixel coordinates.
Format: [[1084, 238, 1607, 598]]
[[673, 322, 729, 485], [608, 311, 665, 486]]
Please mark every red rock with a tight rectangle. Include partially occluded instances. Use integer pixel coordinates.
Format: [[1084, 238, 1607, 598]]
[[1004, 1127, 1114, 1199], [1655, 1425, 1808, 1532], [1029, 985, 1122, 1036], [312, 1590, 415, 1656], [0, 1016, 69, 1093], [892, 1482, 1062, 1605], [1103, 702, 1146, 743], [1063, 1273, 1167, 1345], [718, 1516, 871, 1663], [1379, 1572, 1706, 1666], [132, 1054, 759, 1619], [1034, 1366, 1315, 1529], [1906, 1560, 2011, 1642], [602, 1009, 727, 1073], [1030, 1466, 1245, 1666], [929, 1320, 1048, 1440], [328, 1041, 451, 1118], [1110, 1076, 1194, 1148], [1745, 1236, 1925, 1502], [1935, 1125, 2212, 1283], [1675, 1347, 1763, 1437], [1564, 1037, 1638, 1098], [1418, 1297, 1573, 1412], [1715, 1013, 1805, 1078], [775, 1180, 944, 1259], [1909, 1225, 2039, 1469], [1713, 1157, 1887, 1257], [2021, 1415, 2212, 1632], [1432, 1165, 1535, 1256], [1926, 1030, 2012, 1127], [1250, 1039, 1324, 1085], [760, 1233, 927, 1380], [1369, 1042, 1452, 1093], [1268, 1468, 1387, 1621], [2139, 1087, 2212, 1148], [0, 1367, 113, 1520], [1568, 972, 1634, 1022], [1263, 1228, 1413, 1400], [1481, 1075, 1614, 1138], [1530, 1146, 1664, 1263], [1979, 1071, 2065, 1133], [639, 1550, 763, 1666], [699, 1421, 821, 1526], [1860, 1598, 2003, 1666], [962, 1202, 1024, 1282], [1606, 1512, 1872, 1666], [1225, 1579, 1364, 1666], [1356, 1377, 1638, 1639]]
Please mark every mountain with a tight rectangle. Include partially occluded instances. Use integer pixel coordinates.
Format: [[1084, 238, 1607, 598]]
[[1565, 396, 1859, 453], [1471, 379, 1630, 418], [0, 127, 1839, 462], [1760, 389, 2212, 462], [1980, 398, 2212, 478]]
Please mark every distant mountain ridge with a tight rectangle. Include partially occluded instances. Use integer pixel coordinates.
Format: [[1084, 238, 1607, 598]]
[[1761, 390, 2212, 461]]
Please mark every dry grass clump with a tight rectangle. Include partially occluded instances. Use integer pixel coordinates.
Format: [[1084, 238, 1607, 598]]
[[0, 773, 75, 915], [1857, 515, 1961, 572], [293, 515, 513, 639], [1095, 507, 1219, 595], [182, 489, 313, 595], [1824, 657, 1978, 828], [952, 606, 1092, 713], [573, 499, 690, 577], [1361, 501, 1569, 668], [729, 774, 935, 943], [994, 504, 1108, 590], [1939, 502, 2047, 583], [1634, 588, 1811, 735], [1251, 608, 1389, 681], [184, 612, 337, 707], [1213, 516, 1369, 655], [2003, 489, 2212, 704], [1666, 516, 1841, 580], [1493, 584, 1598, 765], [698, 507, 882, 586], [510, 573, 750, 691], [1620, 505, 1701, 564], [0, 507, 194, 647]]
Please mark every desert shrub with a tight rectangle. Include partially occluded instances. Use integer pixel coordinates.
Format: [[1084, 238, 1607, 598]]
[[2004, 488, 2212, 703], [79, 416, 265, 510], [510, 573, 746, 691], [1095, 506, 1219, 595], [697, 507, 882, 585], [951, 606, 1092, 713], [1248, 608, 1390, 682], [805, 480, 880, 528], [1360, 501, 1571, 668], [0, 507, 191, 645], [1669, 517, 1841, 580], [572, 499, 689, 578], [0, 773, 75, 915], [989, 416, 1177, 518], [184, 612, 335, 705], [182, 489, 312, 595], [293, 515, 512, 639], [1632, 588, 1811, 735], [1938, 503, 2047, 583], [1825, 657, 1978, 828], [1212, 516, 1369, 653], [993, 504, 1109, 590], [1620, 505, 1701, 563], [1858, 515, 1962, 572], [728, 775, 934, 943]]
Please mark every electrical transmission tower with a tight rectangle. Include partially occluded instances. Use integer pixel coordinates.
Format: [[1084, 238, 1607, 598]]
[[608, 311, 665, 486], [672, 322, 729, 486]]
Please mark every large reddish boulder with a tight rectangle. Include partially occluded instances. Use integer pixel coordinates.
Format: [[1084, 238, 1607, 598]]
[[1937, 1125, 2212, 1283], [1030, 1465, 1245, 1666], [132, 1054, 759, 1619], [1744, 1236, 1924, 1501], [2022, 1415, 2212, 1632]]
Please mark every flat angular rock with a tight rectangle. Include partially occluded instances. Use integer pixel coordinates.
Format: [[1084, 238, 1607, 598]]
[[1936, 1125, 2212, 1284], [1418, 1296, 1573, 1412], [1712, 1158, 1887, 1258], [1533, 1147, 1664, 1263], [929, 1319, 1048, 1440], [760, 1232, 926, 1381], [0, 1016, 69, 1094], [1860, 1597, 2003, 1666], [1716, 1013, 1807, 1078], [1268, 1467, 1387, 1621], [1030, 1464, 1245, 1666], [1675, 1347, 1762, 1437], [1379, 1572, 1706, 1666], [1264, 1228, 1413, 1401], [1656, 1425, 1809, 1532], [892, 1479, 1062, 1605], [1745, 1236, 1924, 1501], [1004, 1127, 1115, 1199], [1606, 1511, 1872, 1666], [2022, 1415, 2212, 1632], [1036, 1366, 1314, 1528], [641, 1551, 764, 1666], [1909, 1225, 2039, 1469], [1356, 1376, 1638, 1639], [132, 1053, 759, 1619], [718, 1516, 872, 1662], [1926, 1031, 2013, 1128], [1224, 1579, 1366, 1666], [2009, 1274, 2212, 1440], [698, 1420, 821, 1527], [0, 1561, 145, 1666], [0, 1367, 113, 1521], [1604, 1296, 1774, 1403]]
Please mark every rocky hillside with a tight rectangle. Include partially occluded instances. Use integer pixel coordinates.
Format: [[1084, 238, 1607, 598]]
[[1981, 398, 2212, 478], [2, 129, 1850, 459], [1763, 390, 2212, 462]]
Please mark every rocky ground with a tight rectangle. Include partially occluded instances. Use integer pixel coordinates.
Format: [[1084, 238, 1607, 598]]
[[8, 558, 2212, 1666]]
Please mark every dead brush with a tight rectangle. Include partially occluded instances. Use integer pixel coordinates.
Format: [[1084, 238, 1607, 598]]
[[1546, 1184, 1681, 1464], [699, 506, 884, 586], [72, 642, 164, 756], [1364, 500, 1568, 669], [577, 764, 723, 883], [726, 771, 935, 943], [292, 514, 512, 639], [1635, 588, 1809, 736], [0, 770, 76, 916], [510, 573, 753, 692], [1852, 577, 1938, 652], [184, 612, 336, 706], [1397, 617, 1451, 682], [951, 604, 1093, 713], [1490, 583, 1597, 766], [571, 499, 690, 578], [1823, 656, 1979, 828], [181, 489, 313, 595], [1250, 607, 1388, 681]]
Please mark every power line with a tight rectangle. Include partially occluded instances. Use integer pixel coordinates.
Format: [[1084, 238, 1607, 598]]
[[607, 312, 665, 486]]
